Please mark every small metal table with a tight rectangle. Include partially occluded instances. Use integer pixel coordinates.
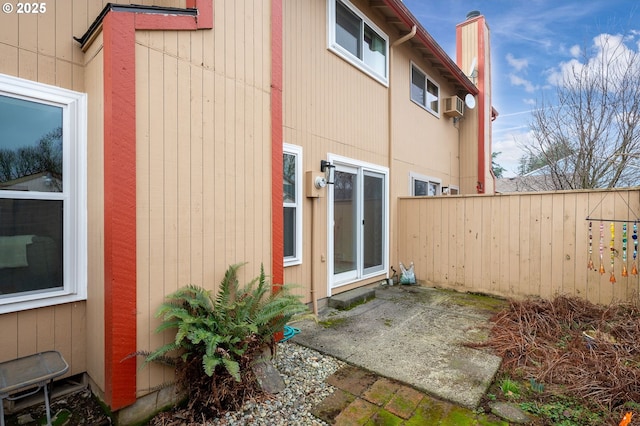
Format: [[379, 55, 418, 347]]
[[0, 351, 69, 426]]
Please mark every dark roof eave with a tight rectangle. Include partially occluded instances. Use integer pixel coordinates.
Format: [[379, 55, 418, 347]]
[[382, 0, 478, 96], [74, 2, 198, 49]]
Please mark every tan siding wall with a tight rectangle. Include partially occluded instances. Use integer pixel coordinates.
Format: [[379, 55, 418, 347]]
[[398, 190, 640, 305], [0, 0, 111, 378], [0, 0, 183, 88], [283, 0, 477, 299], [84, 34, 106, 391], [481, 23, 494, 194], [391, 41, 463, 193], [134, 0, 273, 394], [283, 0, 388, 166], [387, 41, 467, 278], [0, 0, 274, 400], [0, 303, 86, 378], [457, 22, 479, 194], [283, 0, 390, 300]]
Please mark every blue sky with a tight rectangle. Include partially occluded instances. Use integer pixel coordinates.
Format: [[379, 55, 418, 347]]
[[403, 0, 640, 177]]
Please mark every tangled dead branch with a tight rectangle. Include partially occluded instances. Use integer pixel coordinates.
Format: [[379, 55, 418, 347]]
[[480, 295, 640, 413]]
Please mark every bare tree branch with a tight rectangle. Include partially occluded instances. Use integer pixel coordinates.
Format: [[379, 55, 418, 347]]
[[519, 34, 640, 190]]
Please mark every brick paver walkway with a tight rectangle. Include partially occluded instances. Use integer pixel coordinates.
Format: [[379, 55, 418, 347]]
[[313, 365, 509, 426]]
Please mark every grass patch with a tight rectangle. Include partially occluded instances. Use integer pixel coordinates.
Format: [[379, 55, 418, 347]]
[[519, 397, 604, 426], [498, 377, 520, 399]]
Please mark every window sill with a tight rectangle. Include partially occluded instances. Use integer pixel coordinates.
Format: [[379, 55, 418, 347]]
[[328, 46, 389, 87], [410, 99, 440, 118], [284, 258, 302, 268], [0, 291, 87, 314]]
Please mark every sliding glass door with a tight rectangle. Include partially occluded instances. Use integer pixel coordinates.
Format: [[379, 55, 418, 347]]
[[330, 158, 387, 290]]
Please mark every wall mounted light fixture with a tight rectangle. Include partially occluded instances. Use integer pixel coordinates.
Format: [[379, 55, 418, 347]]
[[320, 160, 335, 185]]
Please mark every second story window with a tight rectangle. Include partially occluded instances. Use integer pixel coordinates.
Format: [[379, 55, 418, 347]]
[[329, 0, 389, 85], [411, 63, 440, 116]]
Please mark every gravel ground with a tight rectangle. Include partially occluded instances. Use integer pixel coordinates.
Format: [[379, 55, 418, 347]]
[[212, 341, 346, 426], [5, 342, 343, 425]]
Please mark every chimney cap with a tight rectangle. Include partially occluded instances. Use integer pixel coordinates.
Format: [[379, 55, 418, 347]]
[[466, 10, 481, 20]]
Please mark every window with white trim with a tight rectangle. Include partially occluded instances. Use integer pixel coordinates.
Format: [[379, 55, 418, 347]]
[[283, 144, 302, 266], [0, 74, 87, 313], [328, 0, 389, 85], [410, 63, 440, 116], [443, 186, 459, 195], [410, 172, 441, 196]]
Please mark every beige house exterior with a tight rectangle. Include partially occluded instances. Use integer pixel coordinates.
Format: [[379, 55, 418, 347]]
[[0, 0, 494, 422]]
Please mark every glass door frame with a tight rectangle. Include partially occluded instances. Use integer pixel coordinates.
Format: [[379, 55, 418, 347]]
[[327, 154, 389, 295]]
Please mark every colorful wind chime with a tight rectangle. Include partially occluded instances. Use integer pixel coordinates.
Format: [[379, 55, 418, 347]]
[[622, 223, 628, 277], [610, 222, 616, 283], [588, 221, 594, 270], [586, 191, 640, 282], [587, 220, 639, 281], [633, 222, 638, 275]]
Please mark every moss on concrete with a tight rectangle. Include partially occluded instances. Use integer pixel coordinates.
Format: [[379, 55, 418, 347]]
[[366, 409, 404, 425], [318, 317, 348, 328]]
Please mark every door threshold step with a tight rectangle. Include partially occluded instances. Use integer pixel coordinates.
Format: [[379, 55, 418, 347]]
[[328, 287, 376, 310]]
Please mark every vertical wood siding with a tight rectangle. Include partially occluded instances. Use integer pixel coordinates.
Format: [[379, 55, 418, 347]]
[[457, 22, 479, 194], [84, 35, 106, 390], [282, 0, 469, 299], [398, 190, 640, 305], [0, 0, 203, 395], [134, 0, 273, 394], [0, 0, 184, 89], [283, 0, 389, 165], [283, 0, 390, 299], [0, 0, 130, 376], [0, 303, 86, 378]]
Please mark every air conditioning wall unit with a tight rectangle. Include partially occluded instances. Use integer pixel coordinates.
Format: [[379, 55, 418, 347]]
[[443, 96, 464, 118]]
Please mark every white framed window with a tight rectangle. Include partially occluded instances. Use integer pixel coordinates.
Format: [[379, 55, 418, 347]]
[[410, 63, 440, 117], [283, 143, 302, 266], [0, 73, 87, 313], [442, 185, 460, 195], [328, 0, 389, 86], [410, 172, 441, 196], [443, 186, 459, 195]]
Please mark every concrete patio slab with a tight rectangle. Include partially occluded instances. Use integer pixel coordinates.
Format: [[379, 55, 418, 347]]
[[292, 284, 506, 409]]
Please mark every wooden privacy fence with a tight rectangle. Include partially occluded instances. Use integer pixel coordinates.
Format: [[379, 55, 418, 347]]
[[397, 188, 640, 306]]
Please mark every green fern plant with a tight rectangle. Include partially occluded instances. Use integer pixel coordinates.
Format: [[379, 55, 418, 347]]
[[144, 263, 310, 382]]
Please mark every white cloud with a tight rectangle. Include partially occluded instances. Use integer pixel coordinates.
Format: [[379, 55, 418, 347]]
[[509, 74, 537, 93], [487, 2, 603, 54], [492, 131, 528, 177], [506, 53, 528, 71], [547, 33, 640, 86], [492, 127, 545, 177], [523, 98, 536, 106], [569, 44, 581, 57]]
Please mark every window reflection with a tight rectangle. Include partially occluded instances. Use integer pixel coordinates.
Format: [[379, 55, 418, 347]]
[[0, 95, 63, 192]]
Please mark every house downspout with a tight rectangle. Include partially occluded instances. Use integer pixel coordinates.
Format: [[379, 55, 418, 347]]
[[389, 25, 416, 268], [389, 26, 417, 161], [392, 25, 417, 48]]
